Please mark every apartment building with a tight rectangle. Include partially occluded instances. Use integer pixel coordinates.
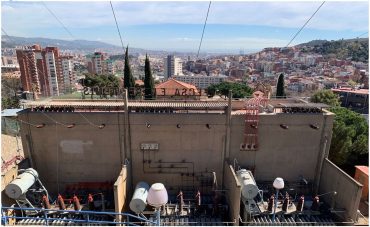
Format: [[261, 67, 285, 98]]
[[86, 52, 115, 75], [16, 45, 75, 98], [164, 55, 183, 79], [172, 74, 227, 89]]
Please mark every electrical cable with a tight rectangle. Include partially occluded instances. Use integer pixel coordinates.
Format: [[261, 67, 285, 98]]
[[18, 119, 41, 128], [357, 32, 368, 38], [109, 1, 126, 52], [41, 1, 75, 39], [285, 1, 325, 47], [41, 112, 68, 126], [78, 112, 103, 128], [197, 1, 212, 58]]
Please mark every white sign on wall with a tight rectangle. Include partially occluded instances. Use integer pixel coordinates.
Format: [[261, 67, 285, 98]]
[[140, 143, 159, 150]]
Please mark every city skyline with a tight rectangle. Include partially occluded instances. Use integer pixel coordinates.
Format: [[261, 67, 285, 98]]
[[2, 1, 369, 52]]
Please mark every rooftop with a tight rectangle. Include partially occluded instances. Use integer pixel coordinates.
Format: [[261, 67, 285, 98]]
[[332, 88, 369, 95], [1, 108, 23, 117]]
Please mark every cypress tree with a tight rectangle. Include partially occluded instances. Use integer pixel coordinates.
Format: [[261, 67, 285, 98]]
[[276, 73, 286, 98], [124, 46, 135, 98], [144, 54, 155, 100]]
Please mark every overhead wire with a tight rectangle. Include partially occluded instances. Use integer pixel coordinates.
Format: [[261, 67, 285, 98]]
[[197, 1, 212, 58], [41, 112, 69, 126], [357, 32, 368, 38], [78, 112, 103, 128], [41, 1, 75, 39], [18, 119, 41, 128], [109, 1, 126, 52], [285, 1, 326, 47]]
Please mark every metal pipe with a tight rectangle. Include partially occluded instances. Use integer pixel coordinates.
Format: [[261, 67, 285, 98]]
[[272, 189, 279, 223], [156, 208, 161, 226], [101, 194, 105, 211]]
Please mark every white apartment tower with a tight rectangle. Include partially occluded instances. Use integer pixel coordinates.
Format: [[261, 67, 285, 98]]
[[44, 49, 60, 96], [60, 56, 75, 93], [172, 74, 227, 89], [164, 55, 183, 79]]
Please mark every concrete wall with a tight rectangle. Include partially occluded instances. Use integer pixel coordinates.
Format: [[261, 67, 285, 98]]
[[114, 166, 129, 222], [319, 159, 363, 221], [18, 109, 334, 197], [129, 113, 227, 189], [1, 134, 23, 165], [229, 112, 334, 182], [18, 111, 125, 193], [223, 163, 241, 225]]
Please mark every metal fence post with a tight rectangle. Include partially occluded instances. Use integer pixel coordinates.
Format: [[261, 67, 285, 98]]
[[43, 210, 48, 226]]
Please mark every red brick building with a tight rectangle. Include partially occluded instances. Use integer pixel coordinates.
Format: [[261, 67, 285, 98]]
[[155, 78, 200, 99], [354, 166, 368, 202]]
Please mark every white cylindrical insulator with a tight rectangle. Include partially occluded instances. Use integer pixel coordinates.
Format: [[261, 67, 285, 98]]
[[129, 182, 150, 214], [236, 169, 259, 200], [5, 168, 38, 199], [147, 183, 168, 208]]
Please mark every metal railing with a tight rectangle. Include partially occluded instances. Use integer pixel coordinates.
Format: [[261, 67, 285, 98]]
[[1, 206, 156, 226], [238, 215, 355, 226]]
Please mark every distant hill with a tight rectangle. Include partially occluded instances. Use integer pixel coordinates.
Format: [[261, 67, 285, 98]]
[[297, 38, 368, 47], [1, 35, 148, 54], [296, 38, 369, 62]]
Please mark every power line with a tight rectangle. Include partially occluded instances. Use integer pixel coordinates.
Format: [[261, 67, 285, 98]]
[[109, 1, 126, 52], [197, 1, 212, 58], [41, 112, 68, 126], [357, 32, 368, 38], [41, 1, 75, 39], [286, 1, 325, 47]]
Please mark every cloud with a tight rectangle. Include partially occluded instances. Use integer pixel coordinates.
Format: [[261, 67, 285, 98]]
[[2, 1, 368, 31], [173, 37, 197, 42], [1, 1, 368, 51]]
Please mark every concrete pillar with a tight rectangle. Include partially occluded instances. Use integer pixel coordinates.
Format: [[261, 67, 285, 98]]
[[123, 89, 133, 192]]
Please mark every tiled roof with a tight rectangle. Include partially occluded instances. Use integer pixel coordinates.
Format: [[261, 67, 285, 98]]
[[156, 78, 197, 90], [332, 88, 369, 95], [155, 78, 199, 96], [24, 100, 228, 109]]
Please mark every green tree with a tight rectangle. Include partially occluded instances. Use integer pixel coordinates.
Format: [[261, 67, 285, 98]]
[[328, 107, 368, 172], [124, 46, 136, 98], [82, 73, 120, 99], [311, 90, 340, 106], [1, 97, 20, 110], [1, 77, 21, 109], [276, 73, 286, 98], [207, 82, 253, 99], [144, 54, 155, 100]]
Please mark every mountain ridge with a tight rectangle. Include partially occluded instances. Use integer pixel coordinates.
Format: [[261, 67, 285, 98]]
[[1, 35, 159, 54]]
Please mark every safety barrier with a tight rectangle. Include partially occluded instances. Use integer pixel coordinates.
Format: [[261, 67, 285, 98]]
[[1, 206, 156, 226]]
